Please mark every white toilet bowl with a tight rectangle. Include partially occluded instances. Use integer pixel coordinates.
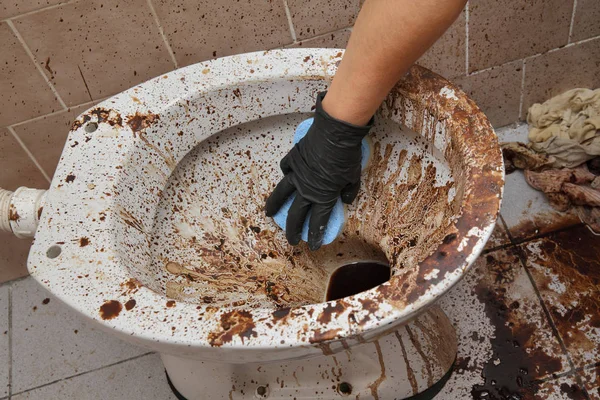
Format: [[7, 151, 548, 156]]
[[25, 49, 503, 399]]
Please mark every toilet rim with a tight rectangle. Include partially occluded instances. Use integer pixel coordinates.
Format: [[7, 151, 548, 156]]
[[27, 49, 504, 350]]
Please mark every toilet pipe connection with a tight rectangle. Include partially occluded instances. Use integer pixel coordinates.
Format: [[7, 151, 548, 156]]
[[0, 187, 47, 238]]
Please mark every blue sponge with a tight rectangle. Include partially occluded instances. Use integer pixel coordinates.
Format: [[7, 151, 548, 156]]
[[272, 118, 370, 246]]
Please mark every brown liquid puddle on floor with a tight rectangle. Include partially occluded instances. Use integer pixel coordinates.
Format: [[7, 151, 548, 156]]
[[326, 262, 391, 301]]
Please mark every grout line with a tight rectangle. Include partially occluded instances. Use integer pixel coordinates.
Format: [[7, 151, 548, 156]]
[[518, 60, 527, 120], [9, 99, 98, 129], [513, 245, 580, 381], [464, 1, 470, 75], [568, 0, 578, 44], [468, 33, 600, 78], [10, 352, 155, 397], [6, 20, 68, 111], [282, 0, 297, 42], [0, 0, 79, 23], [7, 126, 51, 184], [283, 26, 353, 47], [7, 284, 12, 398], [146, 0, 178, 69]]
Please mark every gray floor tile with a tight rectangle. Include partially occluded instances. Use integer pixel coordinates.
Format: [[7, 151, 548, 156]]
[[0, 284, 9, 397], [11, 277, 147, 393], [521, 225, 600, 369], [12, 354, 176, 400], [495, 124, 580, 241], [438, 247, 569, 398]]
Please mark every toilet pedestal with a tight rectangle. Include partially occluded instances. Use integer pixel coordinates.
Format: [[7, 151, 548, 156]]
[[162, 305, 456, 400]]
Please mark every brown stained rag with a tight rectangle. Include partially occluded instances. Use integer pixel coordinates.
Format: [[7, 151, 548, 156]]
[[527, 88, 600, 168]]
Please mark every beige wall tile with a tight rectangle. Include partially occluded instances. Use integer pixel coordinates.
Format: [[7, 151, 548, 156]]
[[12, 104, 90, 180], [0, 22, 62, 127], [417, 8, 466, 79], [453, 60, 523, 128], [0, 128, 48, 191], [571, 0, 600, 42], [287, 0, 359, 40], [523, 37, 600, 115], [153, 0, 292, 68], [14, 0, 175, 106], [287, 28, 352, 48], [469, 0, 573, 72], [0, 235, 32, 283], [0, 0, 63, 20], [0, 127, 45, 282]]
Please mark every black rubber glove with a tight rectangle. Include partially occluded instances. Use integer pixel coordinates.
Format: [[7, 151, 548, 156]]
[[265, 92, 374, 250]]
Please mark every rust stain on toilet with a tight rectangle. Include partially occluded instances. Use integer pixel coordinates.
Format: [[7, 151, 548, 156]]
[[99, 300, 123, 320], [208, 310, 257, 346], [126, 111, 160, 135]]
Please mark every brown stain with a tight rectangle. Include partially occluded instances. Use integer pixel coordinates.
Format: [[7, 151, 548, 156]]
[[405, 325, 433, 386], [509, 212, 581, 241], [166, 300, 176, 308], [396, 331, 418, 395], [65, 174, 76, 183], [72, 107, 124, 131], [8, 206, 19, 221], [118, 207, 145, 234], [367, 340, 386, 400], [470, 251, 564, 399], [560, 383, 586, 400], [272, 307, 291, 322], [121, 278, 143, 295], [37, 206, 43, 220], [310, 328, 342, 343], [79, 237, 90, 247], [525, 225, 600, 355], [44, 57, 54, 77], [208, 310, 257, 346], [42, 298, 50, 305], [126, 111, 160, 136], [317, 301, 347, 325], [99, 300, 123, 320], [124, 299, 136, 311]]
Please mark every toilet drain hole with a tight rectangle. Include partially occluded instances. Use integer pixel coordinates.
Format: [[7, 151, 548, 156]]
[[46, 245, 62, 259], [337, 382, 352, 396], [255, 385, 269, 398], [85, 122, 98, 133]]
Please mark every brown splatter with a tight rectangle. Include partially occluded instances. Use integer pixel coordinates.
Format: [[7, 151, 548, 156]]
[[65, 174, 76, 183], [309, 328, 342, 343], [470, 274, 562, 399], [79, 237, 90, 247], [126, 111, 160, 135], [560, 383, 586, 400], [208, 310, 257, 346], [42, 298, 50, 305], [124, 299, 136, 311], [317, 302, 347, 325], [44, 57, 54, 77], [524, 225, 600, 356], [37, 206, 43, 219], [8, 206, 19, 221], [121, 278, 143, 295], [232, 88, 241, 99], [368, 340, 386, 400], [272, 307, 291, 321], [166, 300, 176, 308], [99, 300, 122, 320]]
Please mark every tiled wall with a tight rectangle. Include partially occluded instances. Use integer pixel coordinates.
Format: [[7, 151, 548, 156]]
[[1, 0, 599, 283]]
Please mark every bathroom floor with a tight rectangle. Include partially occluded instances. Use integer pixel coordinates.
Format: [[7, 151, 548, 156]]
[[1, 123, 599, 400]]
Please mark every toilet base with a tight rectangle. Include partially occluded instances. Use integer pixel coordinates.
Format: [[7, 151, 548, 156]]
[[161, 305, 457, 400]]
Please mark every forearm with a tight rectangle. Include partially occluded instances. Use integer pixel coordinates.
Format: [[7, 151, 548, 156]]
[[323, 0, 467, 125]]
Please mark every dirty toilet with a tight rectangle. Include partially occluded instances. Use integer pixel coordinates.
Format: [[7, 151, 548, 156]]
[[10, 49, 503, 399]]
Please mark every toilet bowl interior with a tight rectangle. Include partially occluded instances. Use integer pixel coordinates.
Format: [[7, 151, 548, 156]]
[[145, 110, 458, 310]]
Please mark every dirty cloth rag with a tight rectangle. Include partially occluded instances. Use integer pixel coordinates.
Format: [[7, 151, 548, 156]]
[[527, 88, 600, 168]]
